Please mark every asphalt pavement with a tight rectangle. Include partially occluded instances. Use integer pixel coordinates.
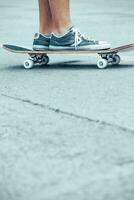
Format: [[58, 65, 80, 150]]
[[0, 0, 134, 200]]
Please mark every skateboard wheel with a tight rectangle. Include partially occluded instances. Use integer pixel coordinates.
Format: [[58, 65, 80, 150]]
[[112, 55, 121, 65], [42, 55, 49, 65], [24, 59, 34, 69], [97, 59, 108, 69]]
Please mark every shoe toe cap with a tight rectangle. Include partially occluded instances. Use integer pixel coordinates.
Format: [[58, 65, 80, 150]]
[[99, 41, 111, 48]]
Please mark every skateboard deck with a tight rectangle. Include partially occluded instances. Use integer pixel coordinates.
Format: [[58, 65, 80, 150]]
[[2, 43, 134, 69]]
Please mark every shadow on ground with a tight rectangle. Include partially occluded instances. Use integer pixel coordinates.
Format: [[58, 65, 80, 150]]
[[1, 60, 134, 71]]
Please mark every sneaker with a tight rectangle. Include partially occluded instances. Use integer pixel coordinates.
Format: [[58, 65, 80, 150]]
[[33, 33, 51, 50], [49, 27, 111, 50]]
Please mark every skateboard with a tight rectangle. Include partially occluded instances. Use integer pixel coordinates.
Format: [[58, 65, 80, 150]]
[[2, 43, 134, 69]]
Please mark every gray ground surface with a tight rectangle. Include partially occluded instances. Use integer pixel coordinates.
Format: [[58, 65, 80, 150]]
[[0, 0, 134, 200]]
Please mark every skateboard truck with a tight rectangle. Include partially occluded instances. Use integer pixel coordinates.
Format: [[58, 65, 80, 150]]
[[97, 52, 121, 69], [24, 54, 49, 69]]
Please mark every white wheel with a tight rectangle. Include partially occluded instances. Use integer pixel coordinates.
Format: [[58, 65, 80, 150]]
[[112, 55, 121, 65], [97, 58, 108, 69], [42, 55, 49, 65], [24, 59, 34, 69]]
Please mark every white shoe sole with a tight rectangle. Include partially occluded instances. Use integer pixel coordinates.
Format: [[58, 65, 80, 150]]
[[33, 45, 49, 50], [49, 43, 111, 51]]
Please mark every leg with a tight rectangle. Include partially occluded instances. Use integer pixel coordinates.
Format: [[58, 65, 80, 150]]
[[33, 0, 53, 49], [38, 0, 53, 34], [48, 0, 72, 34]]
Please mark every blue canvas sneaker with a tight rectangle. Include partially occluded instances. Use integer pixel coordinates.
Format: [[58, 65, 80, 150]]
[[49, 27, 111, 50], [33, 33, 51, 50]]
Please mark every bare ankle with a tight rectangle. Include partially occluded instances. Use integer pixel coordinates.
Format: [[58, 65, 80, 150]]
[[39, 24, 54, 35], [39, 29, 52, 35], [53, 23, 72, 34]]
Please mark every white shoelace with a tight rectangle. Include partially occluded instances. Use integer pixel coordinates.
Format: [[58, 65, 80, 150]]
[[71, 27, 97, 50], [72, 27, 89, 50]]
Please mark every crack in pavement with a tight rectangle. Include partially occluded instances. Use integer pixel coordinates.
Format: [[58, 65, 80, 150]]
[[1, 93, 134, 135], [117, 159, 134, 166]]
